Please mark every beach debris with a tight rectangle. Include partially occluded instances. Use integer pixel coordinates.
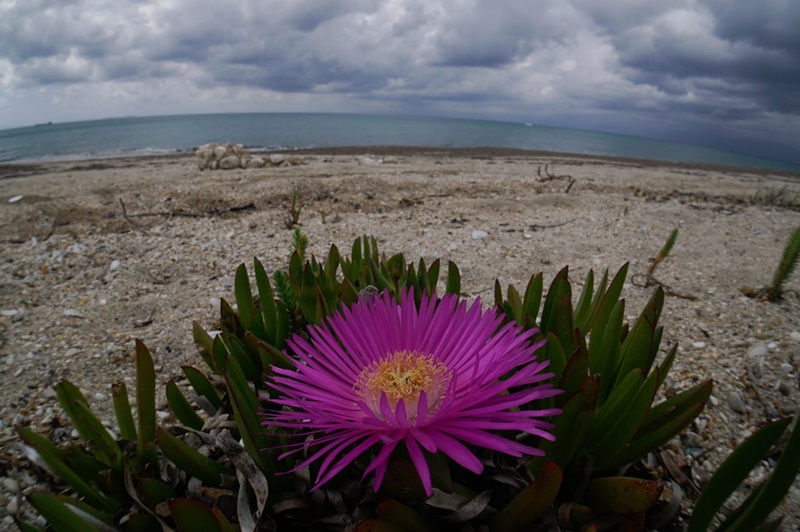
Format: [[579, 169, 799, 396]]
[[195, 143, 304, 170], [8, 195, 23, 203], [536, 163, 575, 193]]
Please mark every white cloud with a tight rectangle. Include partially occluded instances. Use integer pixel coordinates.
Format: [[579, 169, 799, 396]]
[[0, 0, 798, 163]]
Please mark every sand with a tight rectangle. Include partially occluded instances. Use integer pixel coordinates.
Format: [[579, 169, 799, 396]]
[[1, 147, 800, 527]]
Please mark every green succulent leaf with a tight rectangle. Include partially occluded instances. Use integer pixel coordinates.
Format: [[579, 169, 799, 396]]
[[156, 427, 233, 485], [111, 383, 137, 441], [689, 418, 791, 532], [234, 263, 254, 329], [136, 477, 176, 511], [165, 379, 205, 430], [191, 320, 217, 372], [722, 416, 800, 532], [254, 257, 279, 344], [28, 493, 99, 532], [182, 366, 222, 410], [168, 498, 236, 532], [135, 339, 158, 469], [605, 379, 712, 469], [491, 461, 563, 531], [522, 272, 544, 327], [573, 269, 595, 330], [584, 476, 663, 515], [446, 261, 461, 295], [593, 369, 660, 470], [223, 356, 275, 477], [616, 287, 664, 382], [55, 381, 121, 468], [16, 427, 115, 514]]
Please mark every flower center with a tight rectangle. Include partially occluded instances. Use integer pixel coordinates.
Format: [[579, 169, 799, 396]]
[[356, 350, 450, 420]]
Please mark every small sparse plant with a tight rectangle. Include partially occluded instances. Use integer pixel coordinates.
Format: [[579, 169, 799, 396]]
[[748, 186, 800, 209], [284, 190, 303, 229], [647, 227, 678, 280], [744, 225, 800, 301]]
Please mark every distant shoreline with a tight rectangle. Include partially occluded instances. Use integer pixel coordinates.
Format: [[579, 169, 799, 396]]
[[2, 145, 799, 181]]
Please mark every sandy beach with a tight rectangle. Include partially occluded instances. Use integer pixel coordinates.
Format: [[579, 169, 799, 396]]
[[1, 148, 800, 526]]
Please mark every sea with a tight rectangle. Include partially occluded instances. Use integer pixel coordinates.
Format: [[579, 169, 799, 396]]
[[1, 112, 798, 173]]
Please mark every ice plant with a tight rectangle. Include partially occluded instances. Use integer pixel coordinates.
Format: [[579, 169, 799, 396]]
[[266, 289, 561, 496]]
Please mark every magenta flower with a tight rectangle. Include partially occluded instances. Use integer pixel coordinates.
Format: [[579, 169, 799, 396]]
[[265, 290, 561, 496]]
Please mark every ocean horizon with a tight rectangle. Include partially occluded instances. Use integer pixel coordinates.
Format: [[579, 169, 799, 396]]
[[1, 112, 798, 174]]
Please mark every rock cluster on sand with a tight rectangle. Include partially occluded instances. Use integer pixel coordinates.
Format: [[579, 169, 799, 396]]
[[195, 142, 303, 170]]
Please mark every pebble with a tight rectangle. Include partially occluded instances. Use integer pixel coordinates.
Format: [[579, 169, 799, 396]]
[[790, 331, 800, 342], [692, 341, 706, 349], [65, 348, 81, 357], [109, 259, 120, 271], [1, 309, 19, 317], [2, 478, 19, 492], [747, 344, 768, 357], [781, 363, 794, 374], [8, 195, 23, 203], [728, 391, 747, 413], [471, 230, 488, 240], [63, 309, 83, 318]]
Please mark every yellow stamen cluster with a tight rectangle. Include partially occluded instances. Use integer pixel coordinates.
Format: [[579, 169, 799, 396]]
[[356, 350, 450, 418]]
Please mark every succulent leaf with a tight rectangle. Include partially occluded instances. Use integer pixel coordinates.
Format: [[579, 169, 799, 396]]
[[584, 476, 663, 515], [156, 428, 232, 485], [111, 383, 137, 441], [165, 379, 205, 430], [17, 427, 115, 513], [135, 339, 158, 469], [28, 493, 100, 532], [182, 365, 222, 410], [168, 497, 235, 532], [722, 416, 800, 531], [223, 356, 276, 477], [689, 418, 791, 532], [491, 461, 563, 531]]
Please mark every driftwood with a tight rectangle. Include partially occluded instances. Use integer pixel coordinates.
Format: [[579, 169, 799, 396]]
[[118, 198, 256, 234]]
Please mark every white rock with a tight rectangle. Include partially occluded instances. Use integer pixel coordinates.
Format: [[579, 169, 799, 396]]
[[471, 230, 488, 240], [109, 259, 120, 271], [747, 344, 768, 357], [727, 391, 747, 413], [8, 195, 23, 203], [781, 363, 794, 374], [692, 341, 706, 349], [218, 156, 241, 170], [63, 309, 83, 318], [269, 153, 287, 165], [213, 145, 228, 160], [2, 477, 19, 492], [790, 331, 800, 342], [767, 342, 777, 349], [1, 309, 19, 317], [358, 156, 382, 166], [248, 156, 266, 168]]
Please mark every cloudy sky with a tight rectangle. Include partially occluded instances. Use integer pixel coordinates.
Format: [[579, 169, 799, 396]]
[[1, 0, 799, 164]]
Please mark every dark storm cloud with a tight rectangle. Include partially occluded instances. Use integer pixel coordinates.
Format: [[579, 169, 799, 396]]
[[1, 0, 799, 162]]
